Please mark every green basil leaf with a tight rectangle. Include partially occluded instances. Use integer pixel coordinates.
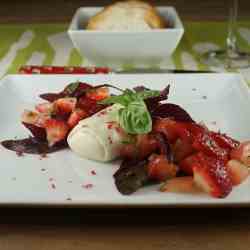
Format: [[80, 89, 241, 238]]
[[119, 100, 152, 134]]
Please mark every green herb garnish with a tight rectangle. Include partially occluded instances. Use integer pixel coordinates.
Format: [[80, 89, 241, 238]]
[[100, 89, 160, 134]]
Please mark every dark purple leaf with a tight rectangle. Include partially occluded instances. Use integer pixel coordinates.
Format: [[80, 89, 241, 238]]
[[152, 103, 194, 122], [145, 85, 170, 111], [39, 93, 65, 102], [114, 159, 149, 195], [39, 82, 93, 102], [133, 86, 150, 92], [22, 122, 47, 141], [1, 137, 67, 155]]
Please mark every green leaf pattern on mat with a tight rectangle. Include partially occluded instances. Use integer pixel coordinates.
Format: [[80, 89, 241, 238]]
[[0, 22, 250, 84]]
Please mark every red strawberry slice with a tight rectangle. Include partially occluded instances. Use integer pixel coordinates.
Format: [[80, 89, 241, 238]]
[[192, 131, 228, 161], [21, 110, 40, 125], [148, 154, 178, 182], [67, 108, 88, 128], [77, 96, 105, 116], [173, 139, 194, 163], [160, 176, 200, 194], [21, 110, 49, 127], [179, 153, 200, 175], [86, 87, 109, 101], [35, 102, 54, 114], [193, 152, 233, 198], [230, 141, 250, 166], [44, 119, 69, 146], [54, 97, 77, 114], [226, 159, 249, 186], [153, 118, 180, 143], [210, 132, 239, 150]]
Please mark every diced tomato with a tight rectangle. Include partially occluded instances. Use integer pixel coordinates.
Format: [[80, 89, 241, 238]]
[[148, 154, 178, 182]]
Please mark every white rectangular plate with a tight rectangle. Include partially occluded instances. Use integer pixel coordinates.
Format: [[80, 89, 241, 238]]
[[0, 73, 250, 207]]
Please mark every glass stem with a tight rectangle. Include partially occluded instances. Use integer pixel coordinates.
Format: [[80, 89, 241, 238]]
[[226, 0, 238, 58]]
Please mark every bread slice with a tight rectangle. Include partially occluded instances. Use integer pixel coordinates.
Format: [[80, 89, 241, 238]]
[[86, 0, 166, 31]]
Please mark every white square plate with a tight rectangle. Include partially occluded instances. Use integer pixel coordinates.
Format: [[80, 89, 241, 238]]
[[0, 73, 250, 207]]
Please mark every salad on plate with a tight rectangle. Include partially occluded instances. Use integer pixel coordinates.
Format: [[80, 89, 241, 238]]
[[1, 81, 249, 199]]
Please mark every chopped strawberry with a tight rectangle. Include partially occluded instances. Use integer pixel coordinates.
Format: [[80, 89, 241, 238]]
[[153, 118, 180, 143], [77, 96, 105, 116], [226, 159, 249, 186], [160, 176, 200, 193], [210, 132, 239, 150], [148, 154, 178, 182], [173, 139, 194, 163], [192, 152, 233, 198], [44, 119, 69, 146], [86, 87, 109, 101], [54, 97, 77, 114], [119, 134, 157, 160], [21, 110, 49, 127], [230, 141, 250, 166], [35, 102, 54, 114], [67, 108, 88, 128], [192, 131, 228, 162], [179, 153, 200, 175], [137, 134, 158, 159], [21, 110, 40, 125]]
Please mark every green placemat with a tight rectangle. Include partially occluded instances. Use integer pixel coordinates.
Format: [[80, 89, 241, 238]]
[[0, 22, 250, 82]]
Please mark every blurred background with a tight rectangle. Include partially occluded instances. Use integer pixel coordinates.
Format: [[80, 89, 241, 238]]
[[1, 0, 250, 23]]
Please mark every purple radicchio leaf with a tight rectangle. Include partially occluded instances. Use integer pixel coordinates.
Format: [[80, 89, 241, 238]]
[[152, 103, 194, 122]]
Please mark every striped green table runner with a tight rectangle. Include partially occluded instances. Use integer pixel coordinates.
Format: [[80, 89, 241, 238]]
[[0, 22, 250, 82]]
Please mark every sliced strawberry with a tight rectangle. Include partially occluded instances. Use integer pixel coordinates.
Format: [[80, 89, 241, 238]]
[[54, 97, 77, 114], [179, 153, 200, 175], [173, 139, 194, 163], [21, 110, 49, 127], [153, 118, 180, 143], [148, 154, 178, 182], [67, 108, 88, 128], [193, 152, 233, 198], [35, 102, 54, 114], [192, 131, 228, 162], [230, 141, 250, 166], [160, 176, 200, 193], [226, 159, 249, 185], [86, 87, 109, 101], [210, 132, 239, 150], [137, 134, 158, 160], [44, 119, 69, 146], [77, 96, 105, 116], [21, 110, 40, 125]]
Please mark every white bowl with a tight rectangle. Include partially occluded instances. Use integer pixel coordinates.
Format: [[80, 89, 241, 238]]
[[68, 6, 184, 68]]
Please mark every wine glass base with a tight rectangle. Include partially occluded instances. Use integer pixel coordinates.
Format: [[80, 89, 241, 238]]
[[201, 50, 250, 70]]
